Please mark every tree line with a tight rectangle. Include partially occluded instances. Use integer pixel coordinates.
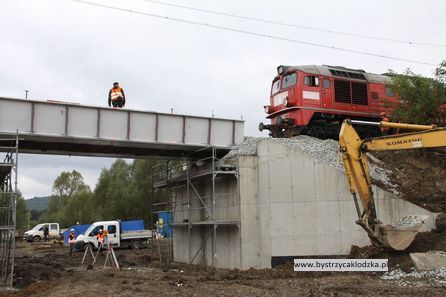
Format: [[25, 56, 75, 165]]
[[389, 60, 446, 124], [16, 159, 168, 231]]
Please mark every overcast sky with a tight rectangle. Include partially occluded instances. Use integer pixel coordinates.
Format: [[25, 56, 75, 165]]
[[1, 0, 445, 198]]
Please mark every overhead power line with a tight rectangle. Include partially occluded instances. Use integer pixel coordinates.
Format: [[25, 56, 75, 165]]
[[141, 0, 446, 49], [72, 0, 437, 66]]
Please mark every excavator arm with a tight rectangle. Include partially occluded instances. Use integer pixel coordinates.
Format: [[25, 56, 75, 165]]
[[339, 119, 446, 250]]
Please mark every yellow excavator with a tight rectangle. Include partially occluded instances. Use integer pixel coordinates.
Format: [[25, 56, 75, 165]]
[[339, 119, 446, 251]]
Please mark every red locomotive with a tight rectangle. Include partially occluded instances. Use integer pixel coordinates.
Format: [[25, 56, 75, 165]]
[[259, 65, 398, 138]]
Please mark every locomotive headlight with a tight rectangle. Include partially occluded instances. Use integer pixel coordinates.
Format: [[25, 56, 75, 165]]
[[277, 65, 284, 75], [264, 105, 271, 114], [283, 97, 288, 107]]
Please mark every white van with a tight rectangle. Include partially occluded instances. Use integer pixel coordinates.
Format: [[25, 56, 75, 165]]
[[24, 223, 60, 242]]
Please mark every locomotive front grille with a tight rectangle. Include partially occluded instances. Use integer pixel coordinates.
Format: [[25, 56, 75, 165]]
[[334, 80, 351, 104], [334, 80, 368, 106], [351, 82, 368, 105]]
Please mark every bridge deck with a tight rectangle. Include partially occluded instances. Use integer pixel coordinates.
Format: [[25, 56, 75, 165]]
[[0, 97, 244, 159]]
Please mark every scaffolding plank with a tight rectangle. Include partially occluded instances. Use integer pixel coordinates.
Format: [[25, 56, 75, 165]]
[[0, 226, 14, 231], [153, 168, 238, 188], [171, 220, 239, 226]]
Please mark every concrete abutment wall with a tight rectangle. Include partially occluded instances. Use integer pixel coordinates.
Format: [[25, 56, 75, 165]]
[[172, 139, 436, 269]]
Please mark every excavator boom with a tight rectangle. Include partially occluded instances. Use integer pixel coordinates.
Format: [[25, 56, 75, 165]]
[[339, 119, 446, 250]]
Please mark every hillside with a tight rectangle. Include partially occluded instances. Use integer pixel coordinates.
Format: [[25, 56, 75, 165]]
[[371, 150, 446, 213], [25, 196, 50, 211]]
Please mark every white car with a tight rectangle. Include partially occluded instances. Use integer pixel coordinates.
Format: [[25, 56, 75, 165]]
[[23, 223, 60, 242]]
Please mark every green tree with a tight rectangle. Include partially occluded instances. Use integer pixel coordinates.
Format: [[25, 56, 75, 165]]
[[92, 159, 166, 226], [41, 159, 168, 228], [92, 167, 112, 220], [15, 192, 28, 233], [93, 159, 132, 220], [45, 170, 90, 227], [63, 188, 95, 225], [30, 209, 44, 222], [435, 60, 446, 82], [130, 160, 157, 225], [390, 60, 446, 125], [52, 170, 87, 204]]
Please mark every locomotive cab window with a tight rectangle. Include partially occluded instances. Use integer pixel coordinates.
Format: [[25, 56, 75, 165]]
[[282, 73, 297, 89], [271, 79, 280, 95], [323, 79, 330, 89], [304, 76, 319, 87], [385, 86, 395, 97]]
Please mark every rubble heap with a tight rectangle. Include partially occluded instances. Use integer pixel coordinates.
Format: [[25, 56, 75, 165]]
[[381, 267, 446, 287]]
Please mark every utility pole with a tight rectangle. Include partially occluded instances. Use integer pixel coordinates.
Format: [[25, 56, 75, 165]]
[[25, 90, 29, 99], [27, 211, 30, 230]]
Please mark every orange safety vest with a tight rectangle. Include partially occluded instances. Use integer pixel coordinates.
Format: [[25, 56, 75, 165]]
[[97, 233, 104, 244], [110, 87, 123, 102]]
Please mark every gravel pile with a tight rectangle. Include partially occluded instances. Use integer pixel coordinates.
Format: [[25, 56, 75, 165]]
[[225, 136, 260, 157], [381, 267, 446, 287], [226, 136, 396, 191], [272, 136, 342, 169], [392, 216, 426, 229]]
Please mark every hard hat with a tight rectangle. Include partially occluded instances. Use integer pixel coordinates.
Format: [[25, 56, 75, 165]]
[[70, 229, 75, 232], [98, 229, 103, 232], [113, 82, 119, 85]]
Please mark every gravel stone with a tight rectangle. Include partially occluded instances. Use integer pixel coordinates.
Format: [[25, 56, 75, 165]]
[[225, 136, 260, 157], [392, 216, 426, 229], [381, 267, 446, 287]]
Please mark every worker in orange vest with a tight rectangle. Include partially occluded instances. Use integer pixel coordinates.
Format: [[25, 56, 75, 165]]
[[96, 229, 105, 255], [97, 229, 105, 246], [68, 229, 76, 257], [380, 112, 390, 135], [108, 82, 126, 108]]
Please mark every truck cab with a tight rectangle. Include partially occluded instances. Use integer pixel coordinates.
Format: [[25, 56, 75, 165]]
[[75, 220, 151, 250], [76, 221, 119, 249], [24, 223, 60, 242]]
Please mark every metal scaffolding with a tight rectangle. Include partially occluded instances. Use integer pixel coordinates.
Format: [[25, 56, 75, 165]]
[[151, 146, 239, 267], [0, 135, 19, 288]]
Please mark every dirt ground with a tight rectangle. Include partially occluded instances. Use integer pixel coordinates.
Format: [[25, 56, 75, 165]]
[[1, 240, 445, 297]]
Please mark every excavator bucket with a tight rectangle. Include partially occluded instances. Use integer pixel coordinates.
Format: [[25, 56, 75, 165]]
[[375, 216, 428, 250]]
